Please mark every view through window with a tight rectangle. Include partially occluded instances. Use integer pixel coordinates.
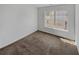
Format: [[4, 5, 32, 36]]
[[45, 10, 68, 31]]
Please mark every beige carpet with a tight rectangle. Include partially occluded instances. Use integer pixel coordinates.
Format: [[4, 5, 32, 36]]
[[0, 31, 78, 55]]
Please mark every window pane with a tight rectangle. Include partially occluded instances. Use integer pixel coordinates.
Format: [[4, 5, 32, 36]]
[[44, 10, 68, 31], [55, 11, 68, 30], [45, 11, 55, 28]]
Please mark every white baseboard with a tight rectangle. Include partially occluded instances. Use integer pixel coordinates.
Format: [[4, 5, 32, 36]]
[[0, 30, 37, 49]]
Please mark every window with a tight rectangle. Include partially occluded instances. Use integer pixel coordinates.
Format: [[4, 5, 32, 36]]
[[45, 11, 55, 28], [45, 10, 68, 31]]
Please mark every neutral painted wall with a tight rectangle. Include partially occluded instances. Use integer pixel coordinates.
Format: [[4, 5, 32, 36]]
[[75, 4, 79, 50], [38, 4, 75, 40], [0, 5, 37, 48]]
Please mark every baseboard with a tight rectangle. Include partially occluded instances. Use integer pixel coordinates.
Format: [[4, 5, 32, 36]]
[[38, 30, 74, 41], [0, 30, 37, 49]]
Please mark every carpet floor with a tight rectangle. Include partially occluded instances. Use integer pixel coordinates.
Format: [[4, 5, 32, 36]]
[[0, 31, 78, 55]]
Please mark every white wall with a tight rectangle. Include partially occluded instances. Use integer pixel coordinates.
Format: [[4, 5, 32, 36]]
[[75, 4, 79, 50], [0, 5, 37, 48]]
